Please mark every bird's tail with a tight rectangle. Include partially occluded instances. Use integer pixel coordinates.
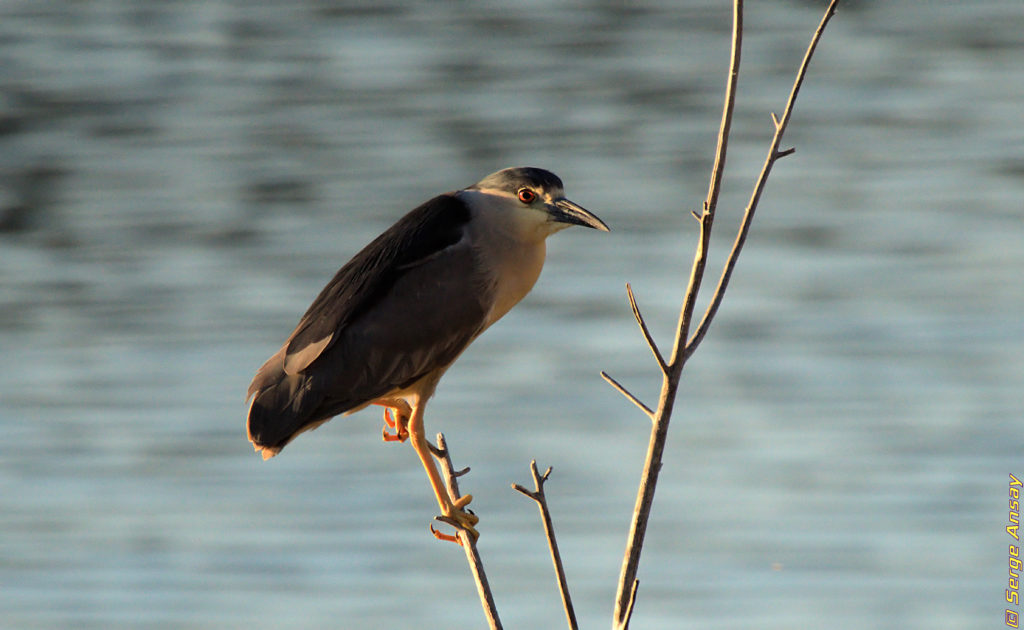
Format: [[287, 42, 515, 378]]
[[246, 346, 327, 459]]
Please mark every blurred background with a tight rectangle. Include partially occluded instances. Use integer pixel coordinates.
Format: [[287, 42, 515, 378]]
[[1, 1, 1021, 628]]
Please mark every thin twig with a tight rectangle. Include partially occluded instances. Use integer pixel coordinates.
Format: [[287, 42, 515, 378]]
[[512, 461, 577, 630], [600, 371, 654, 418], [670, 0, 744, 371], [686, 0, 841, 357], [626, 283, 668, 375], [434, 433, 502, 630]]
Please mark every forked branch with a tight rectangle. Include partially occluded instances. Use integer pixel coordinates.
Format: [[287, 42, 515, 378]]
[[612, 2, 841, 628], [435, 3, 841, 629], [612, 3, 744, 627], [513, 461, 578, 630], [685, 0, 841, 357]]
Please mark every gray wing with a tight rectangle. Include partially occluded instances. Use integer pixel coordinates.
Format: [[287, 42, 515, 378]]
[[247, 193, 493, 454]]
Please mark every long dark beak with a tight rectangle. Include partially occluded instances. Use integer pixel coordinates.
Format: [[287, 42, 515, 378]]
[[549, 198, 610, 232]]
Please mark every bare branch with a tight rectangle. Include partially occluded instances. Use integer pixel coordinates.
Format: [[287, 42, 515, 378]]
[[685, 0, 841, 358], [626, 283, 668, 375], [613, 2, 744, 626], [434, 434, 503, 630], [614, 2, 841, 627], [600, 371, 654, 418], [669, 0, 744, 373], [513, 460, 577, 630]]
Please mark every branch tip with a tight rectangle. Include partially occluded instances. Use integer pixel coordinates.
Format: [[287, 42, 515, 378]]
[[625, 284, 668, 374], [600, 371, 654, 418], [512, 483, 534, 499]]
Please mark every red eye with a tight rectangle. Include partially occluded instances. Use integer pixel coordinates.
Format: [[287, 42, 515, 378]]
[[517, 188, 537, 204]]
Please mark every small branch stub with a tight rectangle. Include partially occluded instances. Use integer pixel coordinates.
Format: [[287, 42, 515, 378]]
[[621, 578, 640, 630], [600, 371, 654, 419], [626, 283, 669, 375]]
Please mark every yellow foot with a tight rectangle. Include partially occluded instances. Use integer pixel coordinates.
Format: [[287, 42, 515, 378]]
[[380, 407, 409, 443], [430, 494, 480, 544]]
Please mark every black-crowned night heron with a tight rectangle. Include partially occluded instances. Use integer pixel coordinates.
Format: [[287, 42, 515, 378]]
[[246, 167, 608, 540]]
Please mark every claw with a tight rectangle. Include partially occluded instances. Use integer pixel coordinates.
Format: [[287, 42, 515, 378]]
[[430, 523, 463, 545], [380, 407, 409, 442], [382, 407, 397, 429], [381, 425, 408, 442], [444, 495, 479, 540], [433, 508, 480, 543], [451, 495, 478, 523], [455, 516, 480, 540], [451, 512, 480, 541]]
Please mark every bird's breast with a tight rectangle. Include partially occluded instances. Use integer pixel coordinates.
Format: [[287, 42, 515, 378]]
[[481, 237, 547, 329]]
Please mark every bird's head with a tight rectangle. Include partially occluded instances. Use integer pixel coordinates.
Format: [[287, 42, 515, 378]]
[[463, 167, 609, 239]]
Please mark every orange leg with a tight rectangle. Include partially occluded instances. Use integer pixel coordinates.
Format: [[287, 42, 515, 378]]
[[406, 401, 479, 541]]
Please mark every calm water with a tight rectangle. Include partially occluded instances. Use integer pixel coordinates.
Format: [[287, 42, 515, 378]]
[[1, 2, 1021, 629]]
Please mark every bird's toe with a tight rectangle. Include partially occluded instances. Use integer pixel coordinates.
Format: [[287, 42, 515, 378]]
[[380, 407, 410, 442]]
